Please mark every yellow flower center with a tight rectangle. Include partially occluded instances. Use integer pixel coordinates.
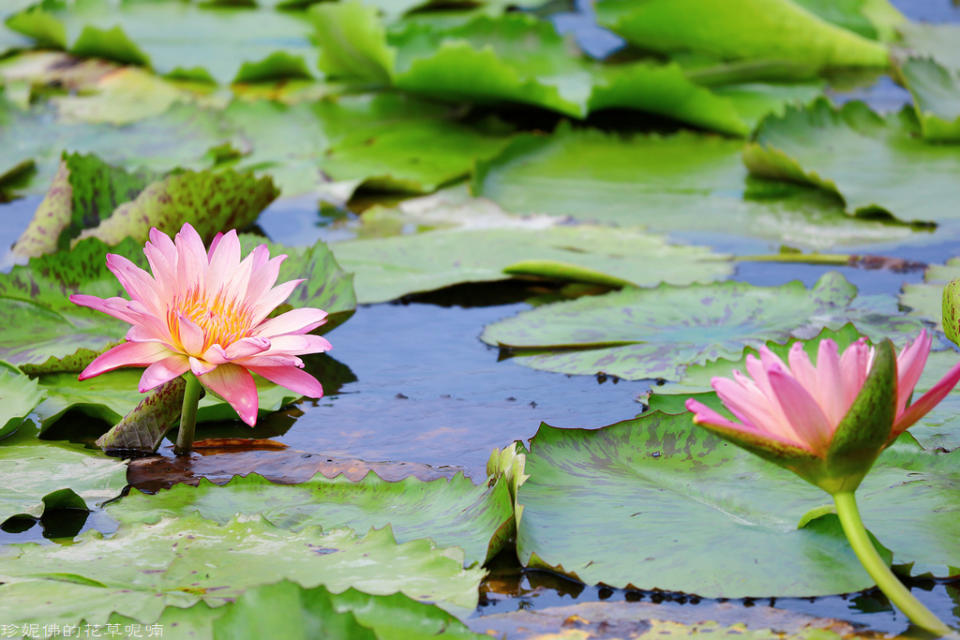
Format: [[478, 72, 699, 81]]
[[168, 286, 255, 354]]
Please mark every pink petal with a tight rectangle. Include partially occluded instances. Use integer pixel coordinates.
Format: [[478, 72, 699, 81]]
[[250, 279, 303, 324], [893, 358, 960, 436], [79, 341, 174, 380], [687, 399, 812, 450], [139, 355, 190, 392], [207, 231, 224, 260], [105, 254, 160, 312], [252, 308, 328, 338], [234, 353, 303, 368], [224, 337, 271, 360], [767, 363, 835, 454], [148, 227, 177, 263], [839, 339, 872, 409], [199, 364, 259, 426], [206, 229, 241, 288], [264, 334, 332, 356], [712, 376, 775, 432], [813, 339, 846, 426], [177, 313, 206, 355], [70, 294, 139, 324], [787, 342, 818, 399], [895, 330, 931, 416], [175, 223, 207, 290], [243, 250, 283, 303], [189, 356, 216, 377], [247, 365, 324, 398]]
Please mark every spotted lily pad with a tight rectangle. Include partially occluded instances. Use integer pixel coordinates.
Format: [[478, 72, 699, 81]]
[[0, 423, 127, 523], [744, 98, 960, 224], [481, 272, 923, 381], [516, 412, 960, 597], [107, 471, 514, 567], [331, 225, 732, 304], [0, 514, 484, 626], [472, 125, 915, 251]]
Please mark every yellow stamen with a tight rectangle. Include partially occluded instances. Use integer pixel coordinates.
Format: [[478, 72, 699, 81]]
[[167, 285, 254, 353]]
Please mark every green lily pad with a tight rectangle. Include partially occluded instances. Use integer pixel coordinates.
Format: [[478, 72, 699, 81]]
[[34, 369, 300, 434], [106, 580, 484, 640], [744, 98, 960, 224], [0, 423, 127, 523], [222, 93, 513, 198], [794, 0, 903, 42], [516, 412, 960, 597], [900, 57, 960, 142], [0, 514, 484, 625], [107, 471, 513, 567], [12, 152, 154, 258], [472, 124, 915, 251], [899, 257, 960, 324], [902, 349, 960, 453], [0, 365, 46, 441], [7, 0, 316, 85], [595, 0, 890, 69], [0, 234, 353, 373], [312, 6, 821, 135], [480, 272, 924, 381], [331, 225, 732, 304], [899, 22, 960, 72]]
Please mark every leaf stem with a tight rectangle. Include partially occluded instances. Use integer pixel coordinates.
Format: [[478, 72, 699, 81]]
[[833, 491, 955, 638], [174, 373, 202, 456]]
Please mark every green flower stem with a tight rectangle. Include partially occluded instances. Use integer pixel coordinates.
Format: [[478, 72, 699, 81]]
[[173, 373, 202, 456], [833, 491, 955, 638]]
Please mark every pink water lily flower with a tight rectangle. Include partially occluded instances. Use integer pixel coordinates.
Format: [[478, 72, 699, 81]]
[[686, 330, 960, 457], [71, 223, 331, 426]]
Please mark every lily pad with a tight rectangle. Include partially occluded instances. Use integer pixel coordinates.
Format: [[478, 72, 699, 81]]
[[901, 349, 960, 453], [0, 514, 484, 625], [899, 257, 960, 324], [472, 125, 915, 251], [312, 6, 820, 135], [0, 365, 46, 441], [744, 98, 960, 224], [7, 0, 316, 85], [331, 225, 732, 304], [107, 471, 513, 567], [0, 422, 127, 523], [794, 0, 903, 42], [900, 57, 960, 142], [516, 412, 960, 597], [480, 272, 924, 381]]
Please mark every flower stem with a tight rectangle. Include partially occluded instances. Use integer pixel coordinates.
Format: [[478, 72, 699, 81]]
[[833, 491, 955, 637], [174, 374, 202, 456]]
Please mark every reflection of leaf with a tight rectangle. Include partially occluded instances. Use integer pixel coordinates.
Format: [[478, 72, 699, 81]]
[[595, 0, 890, 68], [332, 225, 732, 304], [108, 471, 514, 567], [481, 272, 923, 381], [473, 124, 915, 251], [0, 423, 127, 523], [516, 412, 960, 597], [745, 98, 960, 224], [7, 0, 316, 84], [0, 515, 484, 625], [900, 57, 960, 142]]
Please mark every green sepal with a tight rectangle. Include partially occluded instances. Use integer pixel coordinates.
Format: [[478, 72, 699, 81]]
[[95, 377, 186, 454], [692, 420, 820, 471], [942, 279, 960, 346], [817, 339, 897, 494]]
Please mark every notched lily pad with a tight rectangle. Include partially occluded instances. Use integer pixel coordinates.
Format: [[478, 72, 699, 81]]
[[900, 57, 960, 142]]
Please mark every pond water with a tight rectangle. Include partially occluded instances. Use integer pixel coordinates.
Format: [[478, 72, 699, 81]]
[[3, 1, 960, 637]]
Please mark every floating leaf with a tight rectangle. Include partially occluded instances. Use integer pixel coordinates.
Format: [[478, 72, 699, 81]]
[[331, 225, 732, 304], [107, 471, 513, 567], [74, 168, 279, 246], [516, 412, 960, 597], [899, 257, 959, 324], [0, 366, 46, 440], [481, 272, 923, 381], [7, 0, 316, 84], [595, 0, 891, 69], [0, 515, 483, 626], [794, 0, 903, 42], [900, 57, 960, 142], [0, 423, 126, 523], [312, 7, 819, 135], [473, 125, 915, 251], [744, 98, 960, 224]]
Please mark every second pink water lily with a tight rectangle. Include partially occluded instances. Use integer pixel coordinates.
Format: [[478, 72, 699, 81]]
[[686, 330, 960, 458], [71, 223, 331, 426]]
